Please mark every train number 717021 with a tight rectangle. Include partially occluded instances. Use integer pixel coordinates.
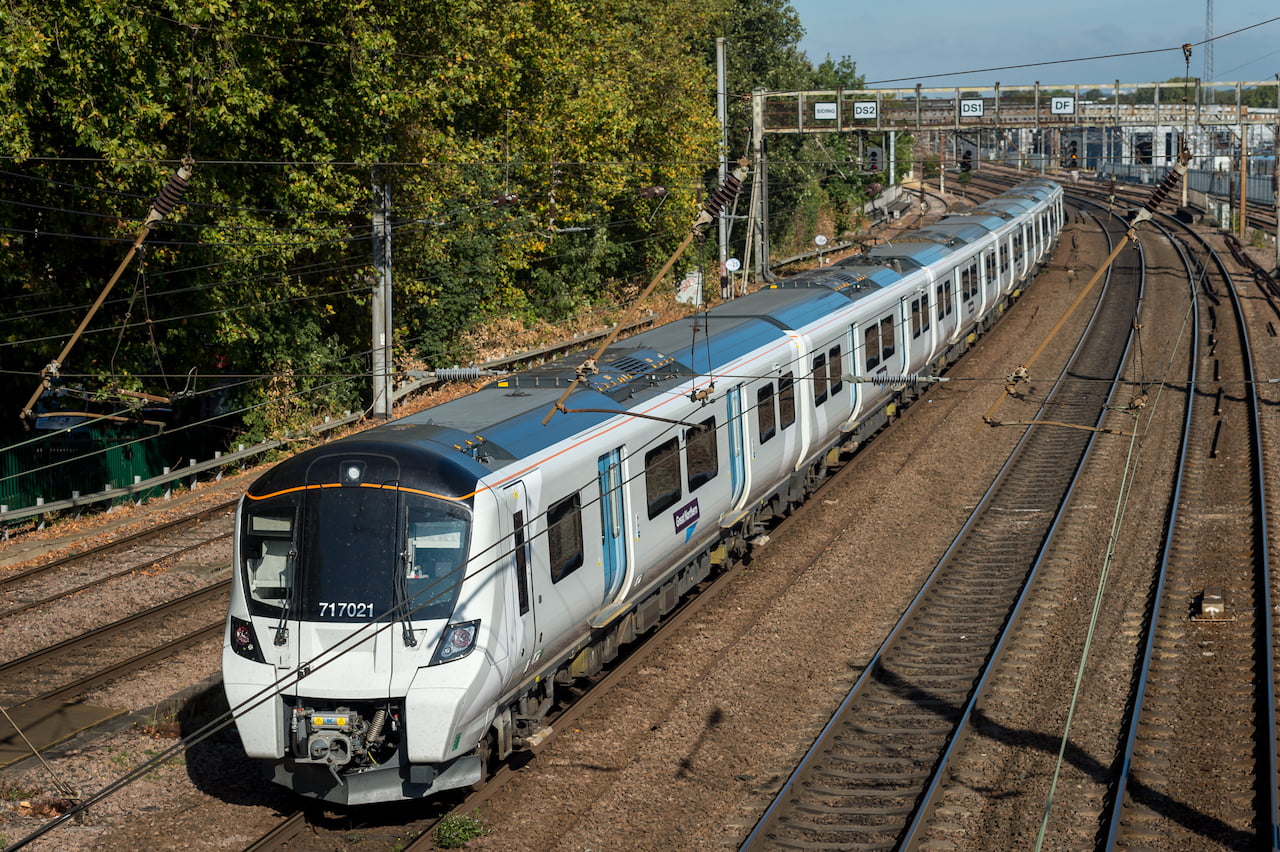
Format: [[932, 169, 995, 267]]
[[318, 601, 375, 618]]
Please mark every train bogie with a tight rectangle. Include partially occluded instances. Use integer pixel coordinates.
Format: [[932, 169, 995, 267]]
[[223, 179, 1064, 804]]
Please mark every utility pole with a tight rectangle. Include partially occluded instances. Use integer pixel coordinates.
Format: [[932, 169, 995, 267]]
[[888, 130, 896, 186], [371, 175, 393, 419], [1203, 0, 1214, 98], [716, 37, 729, 301], [1236, 83, 1247, 239], [938, 130, 946, 195], [751, 88, 771, 283]]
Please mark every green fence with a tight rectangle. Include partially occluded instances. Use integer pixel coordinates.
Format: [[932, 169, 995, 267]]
[[0, 422, 176, 514]]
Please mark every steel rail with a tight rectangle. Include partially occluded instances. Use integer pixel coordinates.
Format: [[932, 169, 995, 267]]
[[741, 201, 1135, 851], [1103, 219, 1277, 850], [898, 204, 1142, 850], [0, 581, 228, 687]]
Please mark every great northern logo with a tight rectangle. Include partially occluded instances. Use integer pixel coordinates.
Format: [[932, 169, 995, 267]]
[[673, 499, 700, 534]]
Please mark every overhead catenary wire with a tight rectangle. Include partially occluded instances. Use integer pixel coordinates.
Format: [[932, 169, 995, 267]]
[[0, 227, 1211, 842], [0, 215, 698, 352], [1031, 252, 1198, 848], [3, 385, 712, 848], [0, 164, 709, 337]]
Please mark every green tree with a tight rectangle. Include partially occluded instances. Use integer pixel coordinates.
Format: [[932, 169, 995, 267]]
[[0, 0, 723, 446]]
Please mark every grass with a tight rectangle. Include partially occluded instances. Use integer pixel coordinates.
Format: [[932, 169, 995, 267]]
[[434, 809, 492, 848], [0, 783, 42, 801]]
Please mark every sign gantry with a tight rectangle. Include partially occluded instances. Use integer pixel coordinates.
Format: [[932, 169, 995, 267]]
[[756, 80, 1280, 134]]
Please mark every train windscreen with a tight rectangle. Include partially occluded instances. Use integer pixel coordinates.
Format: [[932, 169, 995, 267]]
[[241, 490, 470, 623]]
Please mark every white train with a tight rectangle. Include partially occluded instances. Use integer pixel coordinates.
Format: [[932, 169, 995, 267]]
[[223, 178, 1064, 804]]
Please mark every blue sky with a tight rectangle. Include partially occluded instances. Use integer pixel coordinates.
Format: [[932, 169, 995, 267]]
[[789, 1, 1280, 89]]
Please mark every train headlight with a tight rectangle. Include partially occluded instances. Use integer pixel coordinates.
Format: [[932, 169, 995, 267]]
[[429, 620, 480, 666], [230, 616, 265, 663], [340, 460, 365, 486]]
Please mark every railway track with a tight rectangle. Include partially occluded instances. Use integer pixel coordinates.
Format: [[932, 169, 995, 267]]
[[740, 201, 1139, 850], [238, 509, 791, 851], [994, 171, 1279, 846], [0, 581, 228, 708], [0, 499, 236, 620], [1104, 220, 1277, 848], [17, 173, 1228, 849], [834, 171, 1279, 849], [0, 500, 236, 783]]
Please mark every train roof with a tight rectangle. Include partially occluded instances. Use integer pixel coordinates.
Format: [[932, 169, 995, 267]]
[[358, 281, 892, 466], [908, 221, 994, 245], [301, 179, 1060, 472], [1009, 178, 1061, 196], [861, 238, 953, 267], [723, 281, 876, 325], [933, 209, 1012, 231], [781, 264, 889, 293], [827, 256, 905, 288], [978, 195, 1035, 217]]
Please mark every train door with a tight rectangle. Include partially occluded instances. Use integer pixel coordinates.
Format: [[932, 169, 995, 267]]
[[905, 289, 932, 372], [844, 324, 861, 421], [936, 274, 957, 345], [726, 385, 748, 510], [861, 310, 898, 383], [980, 248, 995, 311], [596, 449, 628, 604], [503, 483, 538, 674]]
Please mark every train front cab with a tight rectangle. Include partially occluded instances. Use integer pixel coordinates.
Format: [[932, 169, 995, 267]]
[[223, 446, 513, 805]]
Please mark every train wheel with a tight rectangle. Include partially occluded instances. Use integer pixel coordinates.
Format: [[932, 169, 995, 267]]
[[471, 730, 498, 791]]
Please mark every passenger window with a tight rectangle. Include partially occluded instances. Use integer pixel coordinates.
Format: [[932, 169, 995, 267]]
[[547, 493, 584, 582], [961, 263, 978, 301], [685, 417, 718, 492], [936, 281, 953, 318], [879, 315, 895, 362], [828, 345, 843, 397], [756, 383, 776, 444], [812, 353, 828, 405], [644, 437, 681, 519], [865, 323, 881, 370], [911, 294, 930, 338], [779, 373, 796, 427]]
